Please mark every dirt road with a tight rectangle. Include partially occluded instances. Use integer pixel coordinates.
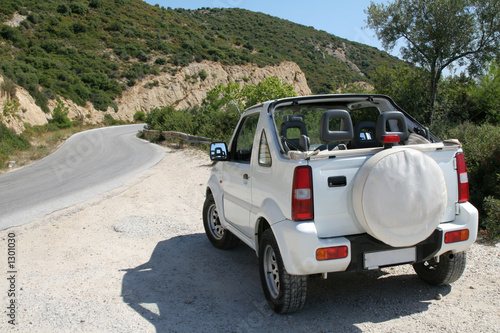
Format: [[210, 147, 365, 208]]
[[1, 147, 499, 332]]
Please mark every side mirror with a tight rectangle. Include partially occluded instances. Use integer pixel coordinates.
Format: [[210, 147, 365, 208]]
[[210, 142, 228, 161]]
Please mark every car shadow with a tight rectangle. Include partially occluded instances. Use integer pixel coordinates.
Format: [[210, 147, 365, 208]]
[[121, 233, 450, 332]]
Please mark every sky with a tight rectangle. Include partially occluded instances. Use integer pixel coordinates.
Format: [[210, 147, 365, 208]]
[[141, 0, 396, 56]]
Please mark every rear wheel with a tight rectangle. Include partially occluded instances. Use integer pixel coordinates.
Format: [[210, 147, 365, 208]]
[[413, 251, 467, 285], [203, 194, 239, 250], [259, 229, 307, 314]]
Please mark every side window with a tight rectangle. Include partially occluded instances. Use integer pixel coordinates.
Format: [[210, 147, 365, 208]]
[[258, 130, 272, 167], [233, 114, 259, 163]]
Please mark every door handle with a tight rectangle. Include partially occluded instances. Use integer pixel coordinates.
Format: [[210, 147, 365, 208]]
[[243, 174, 249, 180]]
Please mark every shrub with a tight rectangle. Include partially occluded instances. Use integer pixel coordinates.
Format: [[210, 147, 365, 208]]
[[0, 122, 30, 167], [0, 78, 16, 100], [483, 196, 500, 240], [146, 106, 195, 134], [56, 4, 70, 14], [154, 57, 167, 65], [133, 111, 146, 122], [103, 113, 122, 126], [89, 0, 104, 9], [49, 101, 72, 129], [69, 2, 89, 15], [198, 69, 208, 81], [444, 122, 500, 238]]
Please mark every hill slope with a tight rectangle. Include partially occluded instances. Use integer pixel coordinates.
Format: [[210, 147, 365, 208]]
[[0, 0, 401, 115]]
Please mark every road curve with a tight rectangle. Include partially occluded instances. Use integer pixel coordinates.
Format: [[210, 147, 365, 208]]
[[0, 124, 166, 229]]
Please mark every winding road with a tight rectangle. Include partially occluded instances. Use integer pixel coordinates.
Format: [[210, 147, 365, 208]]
[[0, 124, 165, 229]]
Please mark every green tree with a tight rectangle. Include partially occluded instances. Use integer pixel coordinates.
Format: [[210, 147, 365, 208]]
[[372, 65, 429, 124], [366, 0, 500, 125], [203, 82, 245, 112], [469, 61, 500, 125], [242, 77, 297, 108], [49, 101, 72, 129]]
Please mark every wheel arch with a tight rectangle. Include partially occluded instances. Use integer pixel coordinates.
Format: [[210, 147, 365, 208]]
[[254, 198, 286, 254], [206, 174, 227, 228], [255, 218, 271, 254]]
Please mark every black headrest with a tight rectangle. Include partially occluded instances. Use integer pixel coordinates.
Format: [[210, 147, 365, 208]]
[[376, 111, 409, 142], [320, 110, 354, 143]]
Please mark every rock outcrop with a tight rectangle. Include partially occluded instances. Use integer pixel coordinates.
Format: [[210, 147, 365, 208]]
[[0, 61, 311, 133]]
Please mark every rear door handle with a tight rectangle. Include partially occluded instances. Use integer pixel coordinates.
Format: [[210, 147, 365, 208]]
[[328, 176, 346, 187], [243, 174, 249, 180]]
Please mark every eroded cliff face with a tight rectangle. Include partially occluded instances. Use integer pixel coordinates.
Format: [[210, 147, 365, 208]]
[[0, 61, 311, 133]]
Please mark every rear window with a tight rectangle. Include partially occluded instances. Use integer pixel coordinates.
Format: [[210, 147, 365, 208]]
[[273, 102, 382, 152]]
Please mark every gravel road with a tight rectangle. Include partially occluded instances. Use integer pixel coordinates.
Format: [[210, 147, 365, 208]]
[[1, 146, 499, 332]]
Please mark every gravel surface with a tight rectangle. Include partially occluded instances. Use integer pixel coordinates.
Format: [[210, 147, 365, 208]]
[[1, 147, 499, 332]]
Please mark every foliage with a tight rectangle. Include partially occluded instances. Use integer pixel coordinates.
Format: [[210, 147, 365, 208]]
[[468, 61, 500, 125], [0, 122, 30, 166], [2, 99, 20, 120], [102, 114, 123, 126], [366, 0, 500, 125], [146, 77, 297, 143], [373, 65, 430, 124], [0, 0, 403, 114], [198, 69, 208, 81], [0, 77, 16, 100], [484, 196, 500, 239], [49, 100, 72, 129], [203, 77, 296, 112], [442, 122, 500, 238], [242, 77, 297, 107], [133, 111, 146, 122]]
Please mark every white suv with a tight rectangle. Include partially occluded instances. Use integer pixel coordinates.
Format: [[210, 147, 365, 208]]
[[203, 94, 478, 313]]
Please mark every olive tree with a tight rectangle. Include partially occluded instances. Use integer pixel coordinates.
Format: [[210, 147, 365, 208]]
[[366, 0, 500, 125]]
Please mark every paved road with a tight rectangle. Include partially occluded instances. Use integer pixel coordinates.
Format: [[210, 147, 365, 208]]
[[0, 124, 165, 229]]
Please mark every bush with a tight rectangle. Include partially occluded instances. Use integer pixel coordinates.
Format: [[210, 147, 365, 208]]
[[444, 122, 500, 239], [133, 111, 146, 122], [198, 69, 208, 81], [146, 106, 195, 134], [154, 57, 167, 65], [483, 196, 500, 240], [89, 0, 104, 9], [0, 122, 30, 167], [69, 2, 89, 15], [49, 101, 72, 129], [103, 113, 123, 126]]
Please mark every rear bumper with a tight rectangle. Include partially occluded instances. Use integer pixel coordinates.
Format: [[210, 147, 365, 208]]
[[271, 202, 478, 275]]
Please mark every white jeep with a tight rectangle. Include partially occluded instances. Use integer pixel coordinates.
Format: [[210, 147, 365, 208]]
[[203, 94, 478, 313]]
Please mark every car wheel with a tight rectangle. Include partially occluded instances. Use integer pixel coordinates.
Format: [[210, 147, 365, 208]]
[[259, 229, 307, 314], [202, 194, 239, 250], [413, 251, 467, 285]]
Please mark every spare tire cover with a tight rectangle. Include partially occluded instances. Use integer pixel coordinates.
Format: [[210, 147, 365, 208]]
[[352, 148, 447, 247]]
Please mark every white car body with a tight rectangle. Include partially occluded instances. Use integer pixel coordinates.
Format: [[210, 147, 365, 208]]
[[204, 94, 478, 313]]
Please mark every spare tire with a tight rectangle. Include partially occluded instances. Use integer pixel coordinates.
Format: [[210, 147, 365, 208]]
[[352, 148, 447, 247]]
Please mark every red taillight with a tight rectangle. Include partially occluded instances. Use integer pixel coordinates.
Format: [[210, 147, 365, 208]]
[[456, 152, 469, 203], [445, 229, 469, 243], [316, 246, 348, 261], [292, 166, 314, 221], [382, 135, 400, 143]]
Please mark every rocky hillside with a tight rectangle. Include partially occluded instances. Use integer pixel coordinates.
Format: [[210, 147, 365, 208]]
[[0, 61, 310, 133], [0, 0, 401, 132]]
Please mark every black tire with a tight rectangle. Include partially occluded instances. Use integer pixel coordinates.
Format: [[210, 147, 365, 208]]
[[413, 251, 467, 286], [202, 194, 239, 250], [259, 229, 307, 314]]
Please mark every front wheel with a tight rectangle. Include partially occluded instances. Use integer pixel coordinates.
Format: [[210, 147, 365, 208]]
[[412, 251, 467, 285], [259, 229, 307, 314], [202, 194, 239, 250]]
